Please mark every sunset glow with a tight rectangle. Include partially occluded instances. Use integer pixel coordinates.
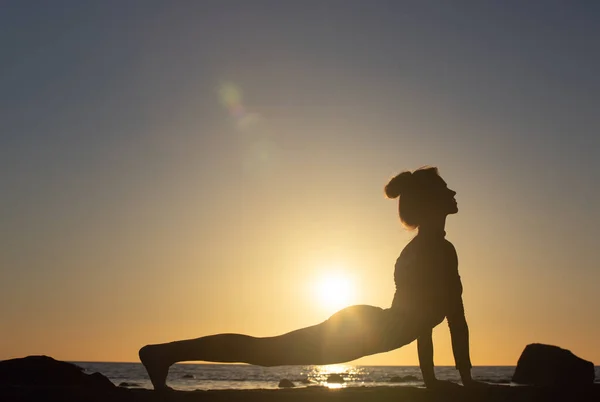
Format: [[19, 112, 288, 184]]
[[314, 271, 356, 313], [2, 3, 599, 368]]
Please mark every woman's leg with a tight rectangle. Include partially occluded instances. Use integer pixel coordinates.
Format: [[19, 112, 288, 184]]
[[139, 305, 416, 390]]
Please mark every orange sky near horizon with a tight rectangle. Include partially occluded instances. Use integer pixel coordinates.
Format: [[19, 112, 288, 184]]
[[2, 2, 599, 368]]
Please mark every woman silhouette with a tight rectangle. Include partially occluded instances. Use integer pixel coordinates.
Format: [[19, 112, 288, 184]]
[[140, 167, 475, 389]]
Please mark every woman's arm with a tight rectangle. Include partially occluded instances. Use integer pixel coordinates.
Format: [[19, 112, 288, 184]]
[[418, 314, 473, 386], [446, 297, 473, 383], [445, 241, 474, 384], [417, 329, 436, 386]]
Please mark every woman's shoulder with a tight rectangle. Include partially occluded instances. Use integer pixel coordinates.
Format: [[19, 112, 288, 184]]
[[413, 235, 458, 262], [398, 235, 456, 257], [396, 240, 414, 262], [443, 238, 456, 250], [442, 239, 459, 265]]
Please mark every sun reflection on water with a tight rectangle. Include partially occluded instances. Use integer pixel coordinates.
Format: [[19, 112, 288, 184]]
[[302, 364, 368, 389]]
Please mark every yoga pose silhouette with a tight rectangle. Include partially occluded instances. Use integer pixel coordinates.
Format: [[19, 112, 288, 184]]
[[139, 167, 476, 390]]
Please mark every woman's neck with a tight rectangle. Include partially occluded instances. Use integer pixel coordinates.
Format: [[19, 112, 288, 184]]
[[418, 217, 447, 237]]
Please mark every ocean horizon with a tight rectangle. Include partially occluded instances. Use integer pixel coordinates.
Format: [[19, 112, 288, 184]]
[[72, 362, 600, 391]]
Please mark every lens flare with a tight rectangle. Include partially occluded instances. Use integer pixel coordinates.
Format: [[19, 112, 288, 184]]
[[218, 81, 279, 178], [218, 82, 261, 130]]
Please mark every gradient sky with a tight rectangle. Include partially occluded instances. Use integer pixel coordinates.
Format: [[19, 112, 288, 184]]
[[1, 1, 599, 366]]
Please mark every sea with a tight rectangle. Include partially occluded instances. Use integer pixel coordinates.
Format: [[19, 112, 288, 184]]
[[73, 363, 600, 391]]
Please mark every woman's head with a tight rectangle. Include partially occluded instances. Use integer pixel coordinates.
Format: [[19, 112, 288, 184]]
[[385, 167, 457, 229]]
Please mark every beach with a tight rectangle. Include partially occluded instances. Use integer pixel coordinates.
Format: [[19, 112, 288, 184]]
[[2, 356, 599, 402], [4, 381, 600, 402]]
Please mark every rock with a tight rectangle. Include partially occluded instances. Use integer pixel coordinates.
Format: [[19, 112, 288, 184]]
[[181, 374, 195, 379], [118, 382, 141, 387], [390, 375, 419, 383], [0, 355, 115, 390], [278, 378, 295, 388], [512, 343, 595, 386], [326, 373, 344, 383]]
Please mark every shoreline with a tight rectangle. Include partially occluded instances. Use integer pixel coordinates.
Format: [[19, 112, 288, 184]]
[[2, 355, 598, 401], [4, 383, 600, 402]]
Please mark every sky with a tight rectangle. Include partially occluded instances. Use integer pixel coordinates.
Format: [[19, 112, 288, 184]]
[[1, 1, 599, 366]]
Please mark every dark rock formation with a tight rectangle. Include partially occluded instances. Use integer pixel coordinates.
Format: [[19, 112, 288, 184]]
[[326, 373, 344, 383], [278, 378, 295, 388], [389, 375, 419, 383], [0, 355, 114, 390], [181, 374, 195, 379], [512, 343, 595, 386]]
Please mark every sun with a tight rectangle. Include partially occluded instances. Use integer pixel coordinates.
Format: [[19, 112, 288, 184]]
[[315, 272, 355, 312]]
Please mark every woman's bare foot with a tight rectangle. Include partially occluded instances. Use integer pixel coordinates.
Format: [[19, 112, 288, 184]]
[[139, 345, 172, 391]]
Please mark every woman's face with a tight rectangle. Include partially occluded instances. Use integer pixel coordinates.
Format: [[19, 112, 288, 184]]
[[428, 175, 458, 215]]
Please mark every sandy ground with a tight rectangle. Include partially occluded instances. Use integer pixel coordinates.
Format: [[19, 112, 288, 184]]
[[3, 383, 600, 402]]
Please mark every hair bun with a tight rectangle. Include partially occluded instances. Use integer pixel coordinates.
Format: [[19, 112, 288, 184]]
[[384, 171, 412, 199]]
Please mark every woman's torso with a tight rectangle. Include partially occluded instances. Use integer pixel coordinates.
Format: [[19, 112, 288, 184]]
[[390, 232, 460, 327]]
